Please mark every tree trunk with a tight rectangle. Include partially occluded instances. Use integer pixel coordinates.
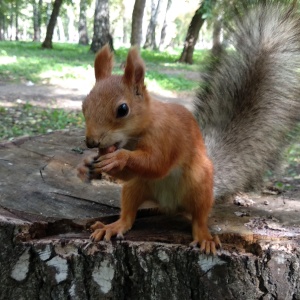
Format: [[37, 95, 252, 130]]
[[38, 0, 42, 39], [57, 16, 65, 41], [130, 0, 146, 47], [32, 0, 42, 41], [159, 0, 172, 50], [143, 0, 163, 50], [67, 8, 76, 42], [122, 15, 127, 45], [9, 2, 13, 40], [121, 1, 128, 45], [15, 0, 19, 41], [211, 19, 223, 57], [0, 16, 2, 40], [41, 0, 63, 49], [90, 0, 113, 53], [178, 4, 206, 64], [78, 0, 89, 45], [46, 2, 51, 23], [0, 11, 5, 40]]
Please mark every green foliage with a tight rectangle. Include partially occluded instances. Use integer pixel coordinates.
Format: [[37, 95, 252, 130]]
[[208, 0, 299, 28], [200, 0, 216, 20], [0, 103, 85, 140]]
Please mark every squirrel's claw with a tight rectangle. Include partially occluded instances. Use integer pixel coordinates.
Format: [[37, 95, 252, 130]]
[[89, 220, 129, 242], [190, 235, 221, 256]]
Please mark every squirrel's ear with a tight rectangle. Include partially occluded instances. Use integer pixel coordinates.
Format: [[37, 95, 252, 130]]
[[94, 44, 114, 81], [123, 47, 145, 87]]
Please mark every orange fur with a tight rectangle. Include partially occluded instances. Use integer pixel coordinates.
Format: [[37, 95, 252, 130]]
[[94, 44, 113, 81], [78, 45, 220, 254]]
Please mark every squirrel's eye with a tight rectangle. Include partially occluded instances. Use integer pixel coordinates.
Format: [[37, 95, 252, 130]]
[[116, 103, 129, 118]]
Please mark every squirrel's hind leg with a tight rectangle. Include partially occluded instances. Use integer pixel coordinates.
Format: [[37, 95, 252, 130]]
[[185, 165, 221, 255], [90, 180, 147, 242]]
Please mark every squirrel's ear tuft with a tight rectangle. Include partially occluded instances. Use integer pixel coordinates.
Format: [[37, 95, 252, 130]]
[[94, 44, 114, 81], [123, 47, 145, 87]]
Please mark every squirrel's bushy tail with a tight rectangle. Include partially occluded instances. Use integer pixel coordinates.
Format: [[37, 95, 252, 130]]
[[195, 3, 300, 200]]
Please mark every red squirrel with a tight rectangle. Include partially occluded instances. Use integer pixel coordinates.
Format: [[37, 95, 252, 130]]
[[78, 3, 300, 255], [78, 45, 220, 254]]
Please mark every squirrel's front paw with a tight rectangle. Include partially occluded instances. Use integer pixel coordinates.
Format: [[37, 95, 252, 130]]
[[93, 149, 129, 175], [77, 156, 102, 182], [90, 220, 128, 242], [190, 236, 221, 255]]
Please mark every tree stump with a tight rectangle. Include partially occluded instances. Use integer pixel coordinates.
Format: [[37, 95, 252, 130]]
[[0, 130, 300, 299]]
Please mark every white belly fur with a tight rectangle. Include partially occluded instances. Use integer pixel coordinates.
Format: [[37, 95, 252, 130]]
[[150, 167, 184, 213]]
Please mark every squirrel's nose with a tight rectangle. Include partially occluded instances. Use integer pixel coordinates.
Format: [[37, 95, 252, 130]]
[[85, 137, 100, 148]]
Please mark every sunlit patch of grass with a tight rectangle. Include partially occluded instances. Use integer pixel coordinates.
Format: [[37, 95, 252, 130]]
[[0, 41, 205, 91], [0, 41, 94, 83], [146, 70, 198, 91]]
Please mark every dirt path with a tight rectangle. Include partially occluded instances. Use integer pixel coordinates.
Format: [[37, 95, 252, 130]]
[[0, 80, 91, 110]]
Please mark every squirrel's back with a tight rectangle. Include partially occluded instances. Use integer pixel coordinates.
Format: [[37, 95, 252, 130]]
[[194, 3, 300, 200]]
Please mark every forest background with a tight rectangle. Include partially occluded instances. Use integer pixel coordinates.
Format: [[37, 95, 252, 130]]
[[0, 0, 224, 62]]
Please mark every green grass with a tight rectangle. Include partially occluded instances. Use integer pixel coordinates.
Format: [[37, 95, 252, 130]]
[[0, 103, 85, 140], [0, 41, 205, 91], [0, 41, 94, 83], [146, 70, 198, 91]]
